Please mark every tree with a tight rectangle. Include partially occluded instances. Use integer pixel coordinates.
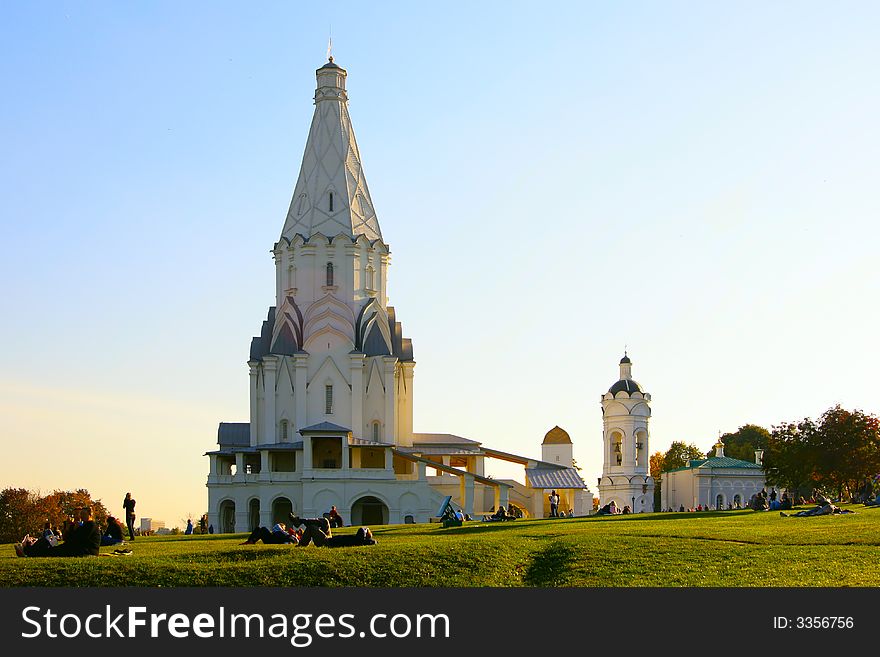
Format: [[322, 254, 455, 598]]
[[43, 489, 109, 529], [812, 406, 880, 499], [715, 424, 770, 462], [662, 441, 705, 472], [763, 418, 818, 495], [650, 452, 665, 509], [0, 487, 109, 544], [0, 488, 43, 544], [764, 406, 880, 500]]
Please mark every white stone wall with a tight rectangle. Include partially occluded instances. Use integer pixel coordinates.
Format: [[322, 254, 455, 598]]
[[541, 443, 573, 466], [208, 472, 436, 533]]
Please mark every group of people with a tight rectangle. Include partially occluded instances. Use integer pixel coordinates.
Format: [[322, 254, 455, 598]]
[[482, 504, 517, 522], [13, 493, 144, 557], [14, 506, 106, 558], [746, 487, 794, 512], [13, 492, 143, 559], [242, 514, 377, 548]]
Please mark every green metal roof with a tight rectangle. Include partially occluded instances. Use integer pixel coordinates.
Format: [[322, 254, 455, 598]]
[[665, 456, 762, 474]]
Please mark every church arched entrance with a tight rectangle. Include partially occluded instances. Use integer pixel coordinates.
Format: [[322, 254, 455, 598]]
[[248, 499, 260, 531], [715, 494, 724, 510], [219, 500, 236, 534], [351, 496, 388, 526], [733, 494, 742, 508], [272, 497, 293, 525]]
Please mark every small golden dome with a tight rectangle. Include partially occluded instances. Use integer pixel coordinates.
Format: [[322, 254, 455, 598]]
[[543, 426, 572, 445]]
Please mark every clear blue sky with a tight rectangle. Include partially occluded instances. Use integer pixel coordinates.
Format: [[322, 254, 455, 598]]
[[2, 2, 878, 525]]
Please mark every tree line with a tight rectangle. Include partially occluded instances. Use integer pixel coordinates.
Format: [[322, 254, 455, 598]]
[[650, 405, 880, 506]]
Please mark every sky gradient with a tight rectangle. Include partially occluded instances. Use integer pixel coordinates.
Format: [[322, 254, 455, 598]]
[[2, 2, 879, 526]]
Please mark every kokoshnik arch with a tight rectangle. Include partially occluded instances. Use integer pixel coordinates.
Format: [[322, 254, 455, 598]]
[[204, 58, 595, 531]]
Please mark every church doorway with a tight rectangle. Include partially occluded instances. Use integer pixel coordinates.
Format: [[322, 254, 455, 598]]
[[219, 500, 236, 534], [733, 494, 742, 508], [351, 496, 388, 526], [272, 497, 293, 525], [715, 494, 724, 510], [248, 499, 260, 531]]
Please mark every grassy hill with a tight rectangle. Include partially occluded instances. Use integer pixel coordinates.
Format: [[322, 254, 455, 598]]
[[3, 506, 879, 587]]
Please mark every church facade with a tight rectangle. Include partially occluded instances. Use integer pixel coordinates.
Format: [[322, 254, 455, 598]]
[[205, 58, 590, 531]]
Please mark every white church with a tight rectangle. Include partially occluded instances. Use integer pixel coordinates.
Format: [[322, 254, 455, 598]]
[[204, 58, 594, 531]]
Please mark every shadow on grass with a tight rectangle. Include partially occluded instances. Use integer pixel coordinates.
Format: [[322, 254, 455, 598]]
[[589, 511, 762, 523], [523, 542, 577, 586], [390, 517, 600, 539], [182, 547, 296, 563]]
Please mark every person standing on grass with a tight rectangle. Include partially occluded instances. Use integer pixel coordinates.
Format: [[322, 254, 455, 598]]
[[123, 492, 137, 541], [549, 490, 559, 517]]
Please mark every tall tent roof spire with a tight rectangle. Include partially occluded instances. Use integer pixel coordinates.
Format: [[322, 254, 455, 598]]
[[281, 59, 382, 242]]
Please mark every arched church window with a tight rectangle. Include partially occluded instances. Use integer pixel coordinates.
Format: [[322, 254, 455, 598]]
[[372, 421, 380, 442], [325, 384, 333, 415], [326, 262, 334, 286], [329, 192, 334, 212], [279, 420, 288, 442]]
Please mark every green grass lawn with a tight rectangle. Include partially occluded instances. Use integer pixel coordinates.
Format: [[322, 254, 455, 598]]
[[3, 506, 879, 587]]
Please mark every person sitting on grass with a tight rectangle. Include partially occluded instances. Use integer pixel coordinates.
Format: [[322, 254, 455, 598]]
[[483, 506, 511, 521], [289, 515, 377, 547], [101, 515, 125, 546], [327, 506, 344, 528], [780, 492, 793, 511], [749, 494, 769, 511], [15, 506, 101, 558], [241, 523, 297, 545]]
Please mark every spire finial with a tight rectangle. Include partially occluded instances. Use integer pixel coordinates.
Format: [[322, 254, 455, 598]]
[[327, 33, 333, 62]]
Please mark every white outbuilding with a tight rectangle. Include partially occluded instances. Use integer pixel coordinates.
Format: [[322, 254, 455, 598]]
[[661, 441, 766, 511]]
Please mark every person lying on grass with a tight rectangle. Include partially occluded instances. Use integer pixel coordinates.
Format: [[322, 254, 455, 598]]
[[780, 502, 855, 517], [15, 506, 101, 558], [288, 515, 377, 547], [241, 523, 301, 545]]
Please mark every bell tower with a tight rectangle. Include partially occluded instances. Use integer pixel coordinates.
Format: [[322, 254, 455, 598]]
[[598, 353, 654, 512]]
